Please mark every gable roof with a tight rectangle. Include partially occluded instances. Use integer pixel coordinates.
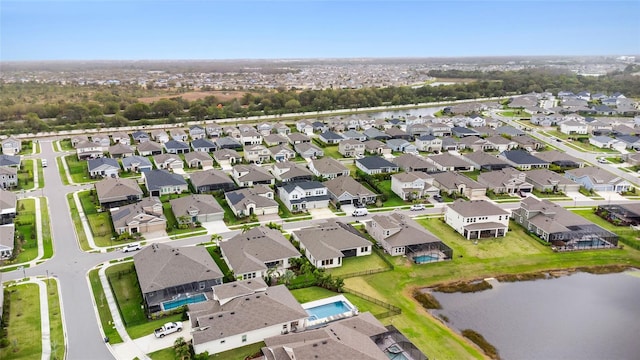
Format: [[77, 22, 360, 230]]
[[0, 189, 17, 210], [431, 171, 485, 190], [324, 175, 376, 198], [525, 168, 578, 186], [310, 157, 348, 175], [136, 141, 162, 152], [500, 150, 548, 165], [191, 138, 217, 149], [87, 157, 120, 172], [0, 155, 21, 167], [184, 151, 212, 163], [144, 169, 187, 190], [447, 199, 509, 217], [169, 194, 223, 218], [293, 220, 371, 261], [463, 151, 511, 167], [190, 169, 235, 188], [164, 140, 190, 150], [371, 213, 442, 247], [533, 150, 582, 165], [95, 177, 142, 201], [225, 185, 277, 208], [356, 156, 397, 170], [134, 243, 223, 294], [565, 167, 625, 184]]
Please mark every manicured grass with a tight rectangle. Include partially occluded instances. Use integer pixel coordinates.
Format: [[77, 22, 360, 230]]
[[58, 139, 73, 151], [88, 268, 123, 344], [56, 156, 69, 185], [148, 348, 176, 360], [64, 156, 97, 184], [209, 342, 265, 359], [274, 196, 294, 218], [336, 214, 640, 359], [498, 110, 527, 117], [214, 193, 256, 226], [531, 189, 571, 200], [66, 194, 90, 251], [290, 286, 394, 318], [77, 190, 115, 247], [605, 157, 623, 164], [127, 314, 183, 340], [37, 160, 45, 188], [461, 169, 481, 181], [205, 246, 233, 281], [17, 159, 35, 190], [12, 199, 38, 264], [47, 278, 65, 360], [328, 251, 390, 277], [40, 197, 53, 259], [376, 180, 407, 207], [0, 283, 42, 359]]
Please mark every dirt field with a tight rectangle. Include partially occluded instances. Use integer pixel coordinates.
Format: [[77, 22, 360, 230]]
[[138, 90, 253, 103]]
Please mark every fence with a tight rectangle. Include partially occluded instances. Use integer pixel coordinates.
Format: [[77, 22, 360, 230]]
[[372, 246, 395, 270], [340, 267, 390, 279], [343, 287, 401, 319]]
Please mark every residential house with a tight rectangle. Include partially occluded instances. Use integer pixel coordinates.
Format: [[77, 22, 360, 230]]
[[525, 169, 581, 193], [256, 122, 273, 136], [426, 153, 474, 172], [318, 131, 344, 145], [533, 150, 583, 169], [225, 185, 279, 217], [324, 175, 377, 207], [278, 181, 329, 212], [205, 124, 223, 138], [589, 136, 616, 149], [339, 139, 365, 157], [392, 153, 434, 172], [565, 167, 632, 193], [272, 122, 290, 135], [0, 167, 18, 189], [151, 130, 170, 144], [108, 143, 135, 158], [220, 227, 301, 280], [511, 135, 543, 151], [1, 137, 21, 156], [131, 131, 150, 143], [287, 132, 311, 145], [88, 158, 120, 178], [111, 197, 166, 235], [355, 156, 399, 175], [240, 128, 263, 146], [560, 120, 588, 135], [363, 139, 391, 155], [342, 130, 367, 142], [0, 224, 15, 260], [71, 135, 89, 148], [189, 280, 307, 355], [312, 121, 329, 133], [531, 114, 562, 126], [76, 141, 104, 160], [451, 127, 479, 137], [391, 172, 438, 200], [189, 125, 206, 140], [144, 169, 188, 197], [615, 135, 640, 151], [170, 128, 188, 142], [596, 203, 640, 226], [191, 138, 217, 153], [407, 123, 431, 138], [0, 189, 17, 225], [190, 169, 236, 193], [386, 139, 417, 153], [121, 155, 152, 173], [95, 177, 143, 208], [133, 243, 223, 314], [445, 200, 510, 239], [136, 141, 163, 156], [363, 128, 391, 141], [215, 137, 243, 150], [270, 162, 313, 183], [427, 123, 452, 137], [0, 155, 20, 169], [263, 134, 288, 147], [223, 126, 242, 140], [498, 150, 549, 170], [232, 164, 275, 187], [415, 135, 443, 152], [385, 127, 411, 140], [308, 157, 350, 179], [458, 136, 490, 152], [212, 149, 241, 168], [296, 120, 314, 135], [495, 126, 525, 137], [91, 135, 111, 148], [153, 153, 183, 171], [513, 197, 618, 247], [170, 194, 224, 224], [269, 145, 296, 162], [624, 153, 640, 166], [366, 213, 452, 260], [293, 220, 372, 269], [164, 140, 190, 154], [477, 168, 533, 195], [294, 143, 324, 159], [462, 151, 512, 171], [244, 145, 270, 164], [184, 151, 214, 168], [431, 172, 487, 200], [485, 135, 517, 152]]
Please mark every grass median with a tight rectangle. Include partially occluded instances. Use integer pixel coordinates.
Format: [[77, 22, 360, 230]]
[[88, 268, 123, 344], [47, 278, 65, 360]]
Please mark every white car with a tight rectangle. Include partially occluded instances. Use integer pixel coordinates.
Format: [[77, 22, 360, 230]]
[[410, 204, 426, 211], [122, 243, 142, 253]]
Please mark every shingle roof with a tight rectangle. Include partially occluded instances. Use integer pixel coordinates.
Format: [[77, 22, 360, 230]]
[[447, 199, 509, 217], [371, 213, 442, 247], [87, 157, 119, 172], [0, 189, 17, 211], [169, 194, 223, 218], [190, 169, 235, 189], [0, 155, 21, 167], [356, 156, 397, 170], [293, 221, 371, 261], [144, 169, 187, 190], [164, 140, 190, 149], [121, 155, 152, 169], [500, 150, 548, 165], [95, 177, 142, 202], [311, 157, 348, 175], [191, 138, 217, 149], [324, 176, 376, 198]]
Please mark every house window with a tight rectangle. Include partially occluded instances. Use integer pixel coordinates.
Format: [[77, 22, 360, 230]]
[[242, 335, 247, 343], [361, 246, 368, 252], [305, 191, 311, 196]]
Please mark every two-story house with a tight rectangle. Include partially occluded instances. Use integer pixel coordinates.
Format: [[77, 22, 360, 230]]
[[391, 172, 438, 200], [444, 199, 510, 239], [338, 139, 365, 157], [278, 181, 329, 213]]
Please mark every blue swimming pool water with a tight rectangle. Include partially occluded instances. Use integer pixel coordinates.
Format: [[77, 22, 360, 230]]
[[414, 254, 439, 264], [162, 293, 207, 311], [306, 301, 352, 320]]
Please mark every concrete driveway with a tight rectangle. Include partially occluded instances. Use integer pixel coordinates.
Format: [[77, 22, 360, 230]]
[[201, 220, 230, 234], [308, 208, 335, 220], [112, 321, 192, 359]]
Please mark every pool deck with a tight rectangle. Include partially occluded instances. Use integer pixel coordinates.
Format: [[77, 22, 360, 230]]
[[301, 294, 359, 328]]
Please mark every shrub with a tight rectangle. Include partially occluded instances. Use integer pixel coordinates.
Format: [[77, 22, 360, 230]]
[[461, 329, 499, 359], [413, 289, 441, 309]]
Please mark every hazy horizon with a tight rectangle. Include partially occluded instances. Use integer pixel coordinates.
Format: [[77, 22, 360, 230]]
[[2, 0, 639, 61]]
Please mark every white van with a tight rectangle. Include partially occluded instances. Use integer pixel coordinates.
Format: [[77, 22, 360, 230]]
[[42, 159, 48, 167], [352, 208, 369, 217]]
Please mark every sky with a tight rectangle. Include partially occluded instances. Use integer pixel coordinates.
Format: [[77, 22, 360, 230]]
[[1, 0, 639, 61]]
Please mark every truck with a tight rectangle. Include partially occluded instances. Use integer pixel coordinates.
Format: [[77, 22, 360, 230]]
[[352, 208, 369, 217], [154, 321, 183, 338]]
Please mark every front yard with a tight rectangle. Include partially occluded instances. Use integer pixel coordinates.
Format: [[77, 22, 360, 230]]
[[12, 199, 37, 264], [0, 283, 42, 359], [77, 190, 115, 247], [17, 159, 36, 190], [62, 155, 97, 184]]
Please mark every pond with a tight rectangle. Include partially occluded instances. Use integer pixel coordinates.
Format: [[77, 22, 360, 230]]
[[430, 270, 640, 360]]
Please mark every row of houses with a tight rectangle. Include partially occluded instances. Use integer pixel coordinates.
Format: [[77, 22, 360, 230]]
[[0, 189, 17, 260]]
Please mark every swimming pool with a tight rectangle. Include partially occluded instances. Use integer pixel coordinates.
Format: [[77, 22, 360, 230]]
[[306, 300, 352, 320], [161, 293, 207, 311], [575, 239, 608, 248], [302, 295, 358, 326], [414, 254, 439, 264]]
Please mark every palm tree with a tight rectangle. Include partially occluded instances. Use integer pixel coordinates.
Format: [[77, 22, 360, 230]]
[[241, 224, 252, 233], [279, 269, 296, 286], [210, 233, 222, 244]]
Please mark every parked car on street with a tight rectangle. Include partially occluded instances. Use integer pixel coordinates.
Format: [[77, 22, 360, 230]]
[[410, 204, 426, 211], [122, 243, 142, 253]]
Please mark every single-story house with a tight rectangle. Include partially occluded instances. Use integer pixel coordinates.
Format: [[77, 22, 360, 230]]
[[426, 153, 474, 172], [462, 151, 512, 171], [224, 185, 279, 217], [191, 138, 217, 153], [498, 150, 549, 170], [270, 161, 313, 183], [0, 189, 17, 225], [0, 224, 15, 260], [108, 143, 135, 158], [95, 177, 143, 208], [525, 169, 581, 193], [189, 169, 236, 193], [164, 140, 190, 154], [88, 158, 120, 178], [153, 153, 183, 171], [318, 131, 345, 145], [294, 142, 324, 159], [231, 164, 275, 187], [121, 155, 152, 173], [136, 141, 163, 156], [184, 151, 214, 168], [144, 169, 188, 197], [324, 175, 377, 207], [308, 157, 350, 179], [565, 167, 632, 193], [269, 145, 296, 162], [431, 172, 487, 200], [212, 148, 241, 168], [355, 156, 399, 175], [477, 168, 533, 195], [169, 194, 224, 224]]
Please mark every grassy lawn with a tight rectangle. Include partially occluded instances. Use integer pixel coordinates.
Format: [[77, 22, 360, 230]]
[[328, 251, 391, 278], [209, 342, 265, 359], [66, 194, 90, 251], [0, 283, 42, 359], [88, 268, 123, 344], [214, 193, 257, 226], [336, 213, 640, 360], [40, 197, 53, 259], [77, 190, 115, 247], [148, 348, 176, 360], [498, 110, 527, 117], [47, 278, 65, 360], [12, 199, 37, 264], [58, 139, 73, 151], [37, 160, 45, 188], [64, 155, 98, 184], [531, 189, 571, 200], [290, 286, 394, 319], [56, 156, 69, 185], [205, 246, 234, 281], [17, 159, 35, 190], [376, 180, 407, 207], [461, 169, 481, 181], [605, 157, 623, 164], [571, 209, 640, 247], [105, 262, 183, 339]]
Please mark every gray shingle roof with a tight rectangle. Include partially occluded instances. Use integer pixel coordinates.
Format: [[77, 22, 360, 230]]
[[356, 156, 397, 170], [144, 169, 187, 191], [169, 194, 223, 219], [447, 199, 510, 217], [87, 157, 119, 172], [293, 220, 371, 261], [500, 150, 548, 165], [95, 177, 142, 203]]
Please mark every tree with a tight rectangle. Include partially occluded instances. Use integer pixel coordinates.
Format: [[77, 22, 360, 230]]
[[241, 224, 252, 233], [279, 269, 296, 286], [189, 104, 207, 121], [284, 99, 301, 111], [123, 103, 150, 120], [210, 233, 222, 244], [151, 99, 181, 117], [173, 337, 191, 360]]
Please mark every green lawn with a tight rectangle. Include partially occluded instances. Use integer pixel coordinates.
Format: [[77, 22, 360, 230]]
[[56, 156, 69, 185], [37, 160, 45, 188], [47, 278, 65, 360], [376, 180, 407, 207], [290, 286, 395, 318], [64, 156, 97, 184], [12, 199, 38, 264], [0, 283, 42, 359], [66, 193, 90, 251], [461, 170, 481, 181], [17, 159, 35, 190], [88, 268, 123, 344], [335, 213, 640, 360], [58, 139, 73, 151], [531, 189, 571, 200], [149, 343, 269, 360], [40, 197, 53, 259], [571, 209, 640, 247], [77, 190, 115, 247], [328, 251, 391, 278], [605, 157, 624, 164]]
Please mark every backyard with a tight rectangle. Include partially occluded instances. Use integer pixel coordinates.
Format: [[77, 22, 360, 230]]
[[17, 159, 36, 190]]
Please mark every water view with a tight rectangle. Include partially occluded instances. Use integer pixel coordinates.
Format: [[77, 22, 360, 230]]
[[431, 270, 640, 360]]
